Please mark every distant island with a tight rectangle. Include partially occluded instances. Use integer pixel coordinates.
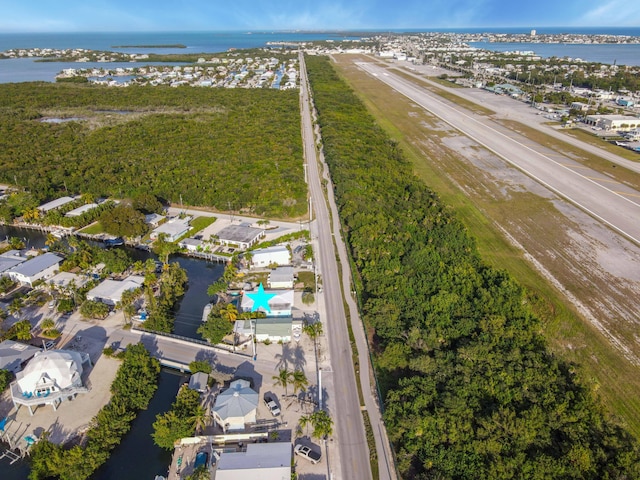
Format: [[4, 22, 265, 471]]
[[111, 44, 187, 48]]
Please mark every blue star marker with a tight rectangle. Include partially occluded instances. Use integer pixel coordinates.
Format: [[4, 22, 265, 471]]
[[246, 283, 276, 314]]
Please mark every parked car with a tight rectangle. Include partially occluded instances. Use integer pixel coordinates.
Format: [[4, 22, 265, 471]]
[[263, 393, 281, 416], [44, 341, 55, 350], [294, 444, 321, 464]]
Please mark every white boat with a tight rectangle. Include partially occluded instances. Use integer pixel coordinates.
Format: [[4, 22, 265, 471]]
[[202, 303, 212, 322]]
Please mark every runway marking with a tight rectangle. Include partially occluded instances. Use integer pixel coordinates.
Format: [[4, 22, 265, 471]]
[[614, 191, 640, 199], [561, 163, 590, 169], [357, 62, 640, 246], [585, 176, 620, 185]]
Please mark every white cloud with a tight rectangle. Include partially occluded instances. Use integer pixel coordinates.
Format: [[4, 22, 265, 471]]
[[578, 0, 640, 26]]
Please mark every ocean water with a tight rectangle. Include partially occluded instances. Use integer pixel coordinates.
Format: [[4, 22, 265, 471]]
[[469, 42, 640, 66], [0, 31, 362, 55]]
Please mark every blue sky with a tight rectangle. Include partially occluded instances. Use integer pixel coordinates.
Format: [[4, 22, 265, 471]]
[[2, 0, 639, 32]]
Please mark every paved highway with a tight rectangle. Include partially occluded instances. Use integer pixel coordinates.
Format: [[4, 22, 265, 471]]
[[357, 62, 640, 247], [299, 52, 375, 480]]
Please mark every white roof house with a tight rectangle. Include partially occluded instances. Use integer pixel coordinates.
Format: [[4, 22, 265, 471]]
[[144, 213, 166, 227], [12, 349, 91, 415], [37, 196, 75, 212], [0, 340, 41, 374], [235, 317, 294, 343], [150, 217, 190, 242], [268, 266, 294, 289], [0, 249, 27, 274], [65, 203, 99, 217], [212, 379, 258, 432], [86, 275, 144, 306], [178, 238, 205, 252], [6, 253, 63, 286], [215, 442, 292, 480], [240, 285, 293, 317], [216, 225, 265, 250], [251, 245, 290, 268]]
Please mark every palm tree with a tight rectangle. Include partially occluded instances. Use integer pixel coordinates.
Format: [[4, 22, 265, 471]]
[[309, 410, 333, 439], [298, 414, 311, 437], [291, 369, 309, 398], [220, 303, 238, 323], [45, 233, 57, 249], [272, 367, 293, 396], [189, 406, 212, 435], [67, 235, 79, 253], [41, 318, 56, 331]]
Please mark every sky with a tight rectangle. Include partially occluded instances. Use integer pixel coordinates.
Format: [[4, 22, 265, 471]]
[[1, 0, 639, 33]]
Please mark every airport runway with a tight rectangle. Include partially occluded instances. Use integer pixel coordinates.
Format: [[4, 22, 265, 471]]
[[356, 62, 640, 247]]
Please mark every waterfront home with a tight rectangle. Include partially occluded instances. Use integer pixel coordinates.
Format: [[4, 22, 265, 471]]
[[178, 238, 205, 253], [65, 203, 98, 217], [85, 275, 144, 306], [211, 379, 258, 433], [5, 252, 63, 286], [240, 284, 293, 317], [37, 196, 76, 213], [150, 217, 191, 242], [11, 349, 91, 415], [216, 225, 265, 251], [0, 340, 41, 374], [0, 249, 28, 275], [215, 442, 292, 479], [250, 245, 291, 268], [144, 213, 166, 227]]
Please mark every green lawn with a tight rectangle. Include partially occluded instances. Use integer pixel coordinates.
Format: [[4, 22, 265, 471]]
[[78, 222, 106, 235]]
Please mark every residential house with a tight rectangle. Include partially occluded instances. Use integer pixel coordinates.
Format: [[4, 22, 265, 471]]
[[251, 245, 290, 268], [85, 275, 144, 306], [0, 340, 41, 374], [267, 266, 294, 289], [144, 213, 166, 228], [178, 238, 205, 252], [65, 203, 99, 217], [11, 349, 91, 415], [211, 379, 258, 432], [0, 250, 28, 276], [37, 196, 75, 213], [215, 442, 292, 480], [6, 253, 63, 286], [240, 284, 293, 317], [150, 217, 190, 242]]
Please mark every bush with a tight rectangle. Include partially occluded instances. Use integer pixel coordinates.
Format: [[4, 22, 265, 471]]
[[188, 360, 212, 374], [0, 369, 13, 391]]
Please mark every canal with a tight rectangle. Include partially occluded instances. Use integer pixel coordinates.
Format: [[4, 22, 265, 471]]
[[1, 225, 224, 479]]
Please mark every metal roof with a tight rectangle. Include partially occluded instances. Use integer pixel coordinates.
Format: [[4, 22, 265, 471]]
[[8, 253, 62, 277]]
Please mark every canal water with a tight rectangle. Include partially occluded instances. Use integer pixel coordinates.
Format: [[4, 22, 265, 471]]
[[1, 225, 224, 478]]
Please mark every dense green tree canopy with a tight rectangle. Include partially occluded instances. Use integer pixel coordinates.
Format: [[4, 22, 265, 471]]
[[0, 82, 306, 218], [99, 204, 148, 238]]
